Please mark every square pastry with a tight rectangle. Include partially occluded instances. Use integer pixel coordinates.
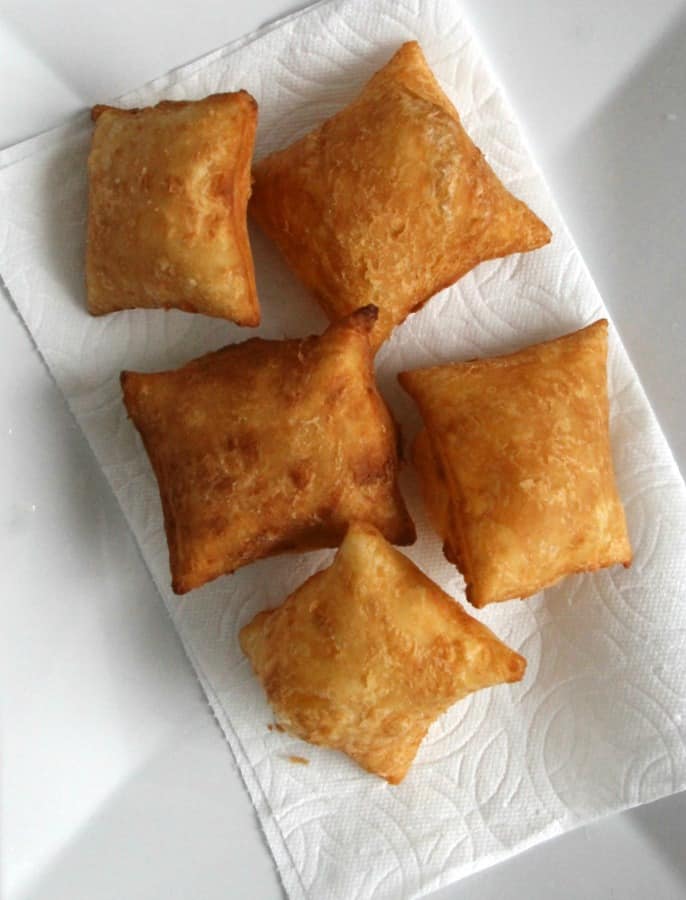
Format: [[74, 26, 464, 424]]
[[240, 522, 526, 784], [121, 306, 415, 594], [250, 41, 551, 348], [87, 91, 260, 324], [399, 320, 632, 608]]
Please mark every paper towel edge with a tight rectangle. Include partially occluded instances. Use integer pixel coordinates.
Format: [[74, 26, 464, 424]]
[[1, 1, 685, 897], [413, 778, 686, 900], [0, 0, 335, 171]]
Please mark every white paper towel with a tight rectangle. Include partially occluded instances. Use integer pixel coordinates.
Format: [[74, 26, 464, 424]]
[[1, 1, 685, 897]]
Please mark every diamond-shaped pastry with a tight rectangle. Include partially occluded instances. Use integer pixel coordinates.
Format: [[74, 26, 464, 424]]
[[87, 91, 259, 324], [121, 306, 414, 593], [240, 522, 525, 783], [399, 319, 632, 607], [250, 41, 551, 348]]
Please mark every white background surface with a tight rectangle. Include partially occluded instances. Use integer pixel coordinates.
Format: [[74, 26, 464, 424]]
[[1, 1, 684, 898]]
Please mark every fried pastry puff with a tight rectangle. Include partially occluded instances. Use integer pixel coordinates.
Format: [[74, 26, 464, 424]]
[[399, 319, 632, 607], [250, 41, 551, 348], [240, 522, 526, 783], [121, 306, 414, 593], [87, 91, 259, 324]]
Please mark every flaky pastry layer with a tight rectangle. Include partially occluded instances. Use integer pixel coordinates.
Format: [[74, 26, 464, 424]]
[[241, 522, 525, 783], [87, 91, 259, 324], [122, 306, 415, 593], [400, 320, 632, 607], [250, 41, 551, 348]]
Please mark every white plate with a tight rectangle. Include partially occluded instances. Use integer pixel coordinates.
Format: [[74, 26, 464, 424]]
[[1, 1, 685, 898]]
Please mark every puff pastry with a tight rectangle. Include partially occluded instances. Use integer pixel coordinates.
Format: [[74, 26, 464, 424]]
[[250, 41, 551, 348], [240, 522, 526, 783], [121, 306, 415, 594], [87, 91, 260, 324], [399, 319, 632, 607]]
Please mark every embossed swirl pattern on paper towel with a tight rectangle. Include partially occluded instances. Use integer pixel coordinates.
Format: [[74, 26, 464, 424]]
[[1, 1, 685, 898]]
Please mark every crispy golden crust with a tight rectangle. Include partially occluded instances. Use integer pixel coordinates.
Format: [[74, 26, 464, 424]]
[[121, 307, 415, 593], [240, 522, 525, 783], [87, 91, 260, 324], [400, 320, 632, 608], [250, 41, 551, 349]]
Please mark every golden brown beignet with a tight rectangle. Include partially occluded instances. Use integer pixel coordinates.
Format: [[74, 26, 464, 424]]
[[240, 522, 526, 784], [121, 306, 414, 594], [250, 41, 551, 348], [399, 320, 632, 607], [87, 91, 259, 324]]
